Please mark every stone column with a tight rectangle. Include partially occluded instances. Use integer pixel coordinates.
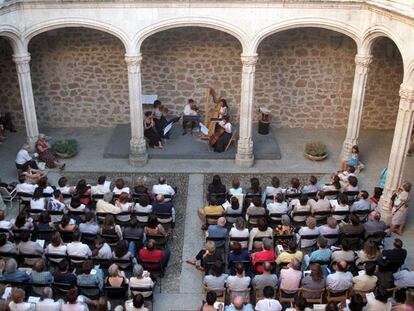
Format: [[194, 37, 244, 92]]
[[235, 54, 258, 167], [341, 54, 373, 161], [13, 53, 39, 146], [378, 84, 414, 224], [125, 54, 147, 166]]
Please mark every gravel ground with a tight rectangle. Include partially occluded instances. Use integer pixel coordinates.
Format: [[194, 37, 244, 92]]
[[56, 171, 189, 294]]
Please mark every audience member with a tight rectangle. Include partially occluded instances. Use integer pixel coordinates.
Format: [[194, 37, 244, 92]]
[[129, 264, 154, 298], [3, 258, 31, 282], [207, 217, 227, 248], [301, 263, 325, 299], [197, 197, 224, 229], [139, 239, 170, 269], [352, 262, 377, 292], [91, 176, 111, 195], [229, 218, 249, 249], [203, 260, 228, 296], [252, 262, 278, 293], [79, 212, 99, 234], [326, 260, 353, 292], [276, 240, 303, 264], [30, 259, 53, 295], [382, 238, 407, 273], [251, 238, 275, 273], [309, 191, 331, 219], [279, 258, 302, 293], [255, 286, 282, 311], [152, 194, 175, 224], [133, 194, 152, 223], [113, 178, 130, 195], [9, 288, 34, 311], [152, 176, 175, 198], [248, 218, 272, 251], [96, 192, 120, 214], [35, 287, 62, 311], [53, 259, 76, 286], [228, 178, 243, 195], [298, 216, 319, 249], [17, 230, 43, 265], [302, 176, 319, 194], [319, 216, 339, 246]]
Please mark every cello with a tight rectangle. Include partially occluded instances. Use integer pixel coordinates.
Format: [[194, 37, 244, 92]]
[[209, 126, 225, 146]]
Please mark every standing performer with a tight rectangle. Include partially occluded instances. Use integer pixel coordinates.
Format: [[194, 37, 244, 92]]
[[210, 115, 232, 153], [144, 112, 163, 149], [152, 100, 169, 139], [182, 99, 199, 135]]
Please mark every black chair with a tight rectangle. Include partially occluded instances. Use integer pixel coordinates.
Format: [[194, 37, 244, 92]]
[[131, 211, 151, 226], [305, 192, 318, 199], [155, 212, 175, 230], [59, 230, 74, 243], [229, 236, 249, 249], [291, 211, 311, 227], [228, 260, 252, 276], [91, 194, 104, 201], [251, 236, 272, 252], [104, 285, 128, 299], [268, 213, 286, 226], [17, 192, 33, 210], [0, 251, 19, 260], [27, 209, 43, 218], [140, 260, 164, 293], [313, 210, 332, 224], [206, 236, 227, 251], [322, 233, 340, 246], [353, 209, 371, 222], [49, 210, 65, 223], [81, 232, 98, 248], [115, 212, 133, 225], [299, 234, 320, 249], [205, 214, 224, 226], [101, 233, 120, 246], [285, 192, 302, 200], [112, 257, 133, 272], [77, 284, 101, 299], [19, 253, 44, 267], [365, 231, 386, 246], [67, 255, 89, 268], [92, 257, 113, 270], [324, 190, 340, 199], [343, 191, 359, 204], [207, 192, 227, 205], [34, 228, 56, 244], [52, 282, 75, 296], [130, 286, 155, 311], [62, 193, 73, 200], [45, 253, 68, 268], [331, 210, 350, 221], [247, 214, 266, 229], [146, 234, 168, 249]]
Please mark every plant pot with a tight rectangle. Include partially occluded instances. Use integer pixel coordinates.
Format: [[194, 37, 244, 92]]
[[304, 153, 328, 161], [56, 151, 77, 159]]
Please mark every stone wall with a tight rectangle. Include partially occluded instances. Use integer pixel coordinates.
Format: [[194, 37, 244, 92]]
[[141, 27, 242, 119], [0, 38, 24, 129], [29, 29, 129, 127], [255, 29, 402, 128], [0, 27, 403, 130]]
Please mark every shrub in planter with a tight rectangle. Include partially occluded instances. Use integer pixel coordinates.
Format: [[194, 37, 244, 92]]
[[52, 139, 78, 158], [304, 142, 328, 160]]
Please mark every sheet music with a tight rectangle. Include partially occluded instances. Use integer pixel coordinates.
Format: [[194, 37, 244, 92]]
[[199, 123, 209, 135], [163, 122, 173, 136]]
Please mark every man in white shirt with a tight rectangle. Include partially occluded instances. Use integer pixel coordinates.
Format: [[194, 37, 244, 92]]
[[182, 98, 199, 135], [152, 176, 175, 198], [66, 230, 92, 259], [15, 143, 38, 170], [350, 191, 371, 212], [308, 191, 331, 219], [91, 176, 111, 195], [92, 236, 112, 259], [227, 263, 251, 294], [266, 193, 289, 216], [255, 286, 282, 311], [15, 174, 37, 195], [326, 260, 353, 292], [35, 287, 63, 311]]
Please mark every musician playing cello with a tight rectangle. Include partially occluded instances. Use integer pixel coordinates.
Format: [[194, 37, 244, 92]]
[[210, 115, 232, 153]]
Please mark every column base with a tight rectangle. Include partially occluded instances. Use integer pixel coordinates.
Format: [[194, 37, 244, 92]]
[[235, 153, 254, 167], [378, 189, 393, 226], [129, 139, 148, 167]]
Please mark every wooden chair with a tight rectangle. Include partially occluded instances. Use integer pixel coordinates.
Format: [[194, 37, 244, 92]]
[[326, 288, 348, 303], [301, 288, 325, 304], [227, 287, 250, 304], [278, 288, 300, 304], [225, 129, 237, 152], [203, 285, 226, 303]]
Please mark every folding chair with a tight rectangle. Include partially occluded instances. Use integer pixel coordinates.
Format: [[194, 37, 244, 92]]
[[140, 260, 164, 293], [203, 285, 226, 303], [77, 284, 101, 300], [0, 187, 17, 209], [342, 191, 359, 205], [104, 285, 128, 300], [321, 233, 340, 247], [229, 236, 249, 249], [305, 192, 318, 200], [299, 234, 320, 250], [291, 210, 311, 227], [331, 210, 350, 222], [228, 260, 252, 276], [45, 253, 68, 268], [205, 213, 224, 226], [92, 257, 113, 270], [224, 130, 237, 152], [146, 234, 168, 249], [52, 282, 75, 297], [268, 213, 286, 227], [17, 192, 32, 211], [313, 210, 332, 224], [278, 288, 299, 304], [101, 233, 120, 246], [247, 214, 266, 229], [326, 288, 348, 303], [324, 190, 340, 200], [130, 286, 155, 311], [353, 209, 371, 222], [34, 228, 56, 244], [302, 288, 325, 304]]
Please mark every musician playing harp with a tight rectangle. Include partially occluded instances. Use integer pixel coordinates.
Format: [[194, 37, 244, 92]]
[[210, 115, 232, 153]]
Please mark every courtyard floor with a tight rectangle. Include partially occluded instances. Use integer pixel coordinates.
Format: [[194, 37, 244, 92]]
[[0, 125, 413, 310]]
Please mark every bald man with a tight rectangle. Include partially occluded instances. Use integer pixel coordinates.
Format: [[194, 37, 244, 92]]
[[326, 260, 353, 292], [224, 295, 254, 311]]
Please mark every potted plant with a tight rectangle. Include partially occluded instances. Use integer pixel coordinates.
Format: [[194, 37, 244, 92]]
[[304, 142, 328, 161], [52, 139, 78, 158]]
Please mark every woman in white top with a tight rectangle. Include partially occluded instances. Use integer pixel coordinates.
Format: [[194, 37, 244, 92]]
[[344, 175, 359, 192], [113, 178, 130, 195], [249, 218, 273, 251], [211, 115, 232, 153], [267, 193, 289, 220], [46, 232, 67, 263], [332, 193, 350, 221], [30, 187, 46, 211], [229, 218, 250, 249], [133, 194, 152, 223], [115, 192, 132, 223], [218, 99, 229, 119], [291, 195, 311, 223]]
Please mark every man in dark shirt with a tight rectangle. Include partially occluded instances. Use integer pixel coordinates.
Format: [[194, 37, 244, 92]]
[[152, 194, 175, 224], [382, 238, 407, 273], [53, 259, 77, 287], [339, 214, 365, 250], [364, 211, 387, 239]]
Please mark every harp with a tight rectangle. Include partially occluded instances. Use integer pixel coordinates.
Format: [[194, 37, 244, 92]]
[[200, 87, 221, 139]]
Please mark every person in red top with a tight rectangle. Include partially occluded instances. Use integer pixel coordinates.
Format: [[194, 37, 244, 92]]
[[139, 239, 170, 269], [251, 238, 275, 273]]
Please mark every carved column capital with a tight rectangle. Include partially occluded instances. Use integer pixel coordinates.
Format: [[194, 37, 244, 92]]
[[240, 54, 258, 67], [125, 54, 142, 74], [354, 54, 373, 67], [13, 54, 31, 74]]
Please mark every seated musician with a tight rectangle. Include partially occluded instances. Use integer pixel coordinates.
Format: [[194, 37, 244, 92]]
[[218, 99, 229, 119], [182, 98, 199, 135], [211, 115, 232, 153]]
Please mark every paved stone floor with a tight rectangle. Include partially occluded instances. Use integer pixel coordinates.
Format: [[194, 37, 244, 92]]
[[0, 126, 413, 310]]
